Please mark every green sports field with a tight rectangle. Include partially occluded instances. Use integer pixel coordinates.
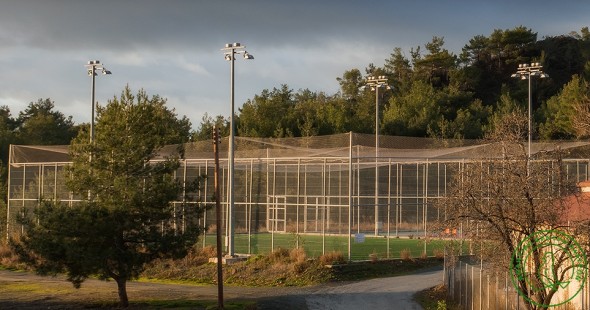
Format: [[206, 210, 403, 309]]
[[201, 232, 462, 261]]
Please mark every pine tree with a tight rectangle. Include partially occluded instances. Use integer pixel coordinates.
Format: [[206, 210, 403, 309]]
[[13, 86, 202, 307]]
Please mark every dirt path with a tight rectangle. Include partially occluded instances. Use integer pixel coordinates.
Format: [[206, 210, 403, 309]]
[[0, 267, 442, 309]]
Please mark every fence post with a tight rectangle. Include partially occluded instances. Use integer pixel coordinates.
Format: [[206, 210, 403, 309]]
[[471, 266, 475, 309], [444, 247, 450, 289], [494, 272, 500, 307], [479, 265, 482, 310], [487, 274, 490, 310], [459, 261, 462, 306], [505, 272, 508, 310], [465, 263, 469, 306]]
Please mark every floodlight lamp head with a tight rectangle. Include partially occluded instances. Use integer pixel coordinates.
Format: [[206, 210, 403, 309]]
[[540, 73, 549, 78], [102, 69, 112, 75], [88, 60, 100, 65], [224, 54, 232, 61], [87, 69, 94, 76], [244, 51, 254, 59], [511, 73, 519, 78], [378, 75, 386, 79]]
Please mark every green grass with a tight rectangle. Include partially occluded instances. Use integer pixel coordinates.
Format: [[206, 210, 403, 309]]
[[201, 233, 451, 261]]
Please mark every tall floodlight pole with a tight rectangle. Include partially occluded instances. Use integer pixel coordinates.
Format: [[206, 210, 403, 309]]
[[365, 76, 390, 236], [85, 60, 112, 143], [511, 63, 548, 158], [212, 127, 224, 309], [221, 43, 254, 256]]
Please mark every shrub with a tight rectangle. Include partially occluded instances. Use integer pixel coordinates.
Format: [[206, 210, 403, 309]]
[[319, 251, 345, 265], [400, 248, 412, 261], [0, 243, 20, 269], [433, 248, 445, 259], [289, 247, 307, 263], [200, 245, 218, 259], [369, 251, 379, 262], [292, 261, 309, 274], [269, 247, 290, 264]]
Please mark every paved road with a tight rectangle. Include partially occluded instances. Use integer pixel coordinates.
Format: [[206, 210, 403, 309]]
[[0, 267, 442, 309], [304, 268, 442, 310], [256, 267, 443, 310]]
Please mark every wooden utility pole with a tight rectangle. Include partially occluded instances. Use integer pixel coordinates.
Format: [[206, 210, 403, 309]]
[[212, 127, 224, 309]]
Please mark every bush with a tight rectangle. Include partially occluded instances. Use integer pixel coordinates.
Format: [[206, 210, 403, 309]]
[[292, 260, 309, 274], [369, 251, 379, 262], [289, 247, 307, 263], [0, 242, 24, 269], [319, 251, 345, 265], [269, 247, 290, 264], [432, 248, 445, 259], [400, 248, 412, 261], [200, 245, 218, 259]]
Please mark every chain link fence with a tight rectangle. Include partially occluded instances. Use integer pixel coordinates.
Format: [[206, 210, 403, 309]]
[[8, 133, 590, 261]]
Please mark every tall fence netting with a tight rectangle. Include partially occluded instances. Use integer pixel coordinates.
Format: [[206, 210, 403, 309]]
[[8, 133, 590, 261]]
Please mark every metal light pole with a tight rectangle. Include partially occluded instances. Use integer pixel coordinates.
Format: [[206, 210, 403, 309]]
[[365, 76, 390, 236], [85, 60, 112, 143], [511, 63, 548, 158], [221, 43, 253, 256], [212, 127, 224, 310]]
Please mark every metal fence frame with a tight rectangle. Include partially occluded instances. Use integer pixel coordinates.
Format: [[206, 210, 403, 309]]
[[7, 140, 590, 261]]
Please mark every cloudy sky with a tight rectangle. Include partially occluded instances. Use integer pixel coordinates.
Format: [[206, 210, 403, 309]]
[[1, 0, 588, 128]]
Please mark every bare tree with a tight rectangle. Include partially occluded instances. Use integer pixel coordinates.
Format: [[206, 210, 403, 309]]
[[438, 110, 584, 309]]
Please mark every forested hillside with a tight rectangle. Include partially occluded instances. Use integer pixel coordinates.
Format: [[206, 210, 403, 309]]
[[195, 26, 590, 141]]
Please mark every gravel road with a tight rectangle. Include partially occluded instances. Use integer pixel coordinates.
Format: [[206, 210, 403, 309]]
[[0, 267, 442, 309]]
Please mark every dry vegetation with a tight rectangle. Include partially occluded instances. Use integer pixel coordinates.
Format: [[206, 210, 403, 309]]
[[142, 246, 333, 286], [414, 284, 461, 310], [400, 248, 412, 261], [1, 242, 443, 289], [0, 242, 27, 270]]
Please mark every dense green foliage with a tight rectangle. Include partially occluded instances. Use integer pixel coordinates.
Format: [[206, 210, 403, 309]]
[[11, 87, 203, 307], [189, 26, 590, 141]]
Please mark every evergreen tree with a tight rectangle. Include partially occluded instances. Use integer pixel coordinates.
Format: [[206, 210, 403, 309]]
[[12, 86, 202, 307], [16, 98, 77, 145], [539, 75, 589, 139]]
